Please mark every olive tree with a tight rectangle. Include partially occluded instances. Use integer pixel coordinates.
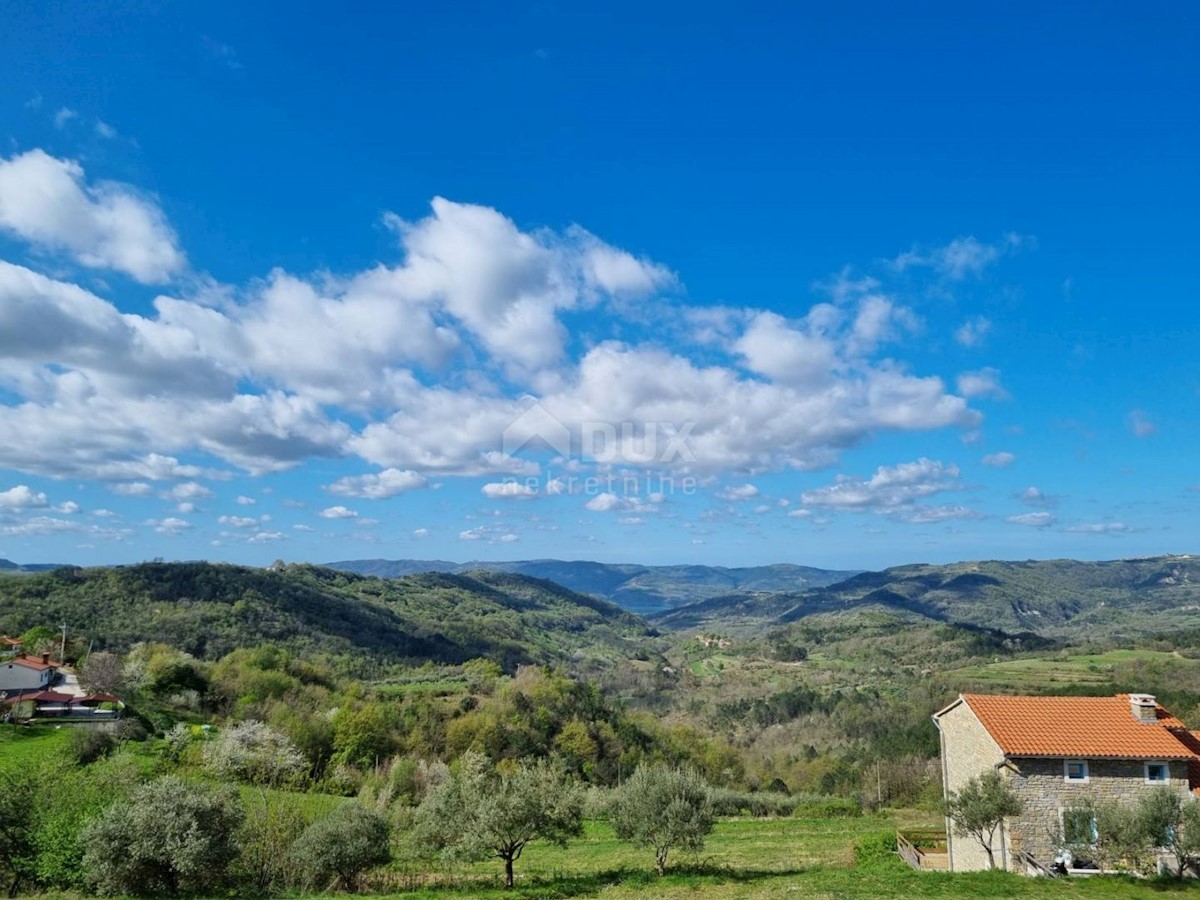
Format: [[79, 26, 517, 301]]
[[944, 769, 1022, 870], [290, 802, 391, 891], [609, 764, 714, 876], [414, 751, 583, 888], [81, 776, 244, 896], [1136, 787, 1200, 877]]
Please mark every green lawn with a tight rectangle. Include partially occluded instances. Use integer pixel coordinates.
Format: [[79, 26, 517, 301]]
[[0, 723, 68, 770]]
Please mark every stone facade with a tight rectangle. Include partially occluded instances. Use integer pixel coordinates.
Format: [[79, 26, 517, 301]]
[[935, 698, 1009, 872], [1005, 757, 1192, 866]]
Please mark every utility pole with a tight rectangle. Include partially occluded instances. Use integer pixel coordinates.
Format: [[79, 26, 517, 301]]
[[60, 622, 67, 662]]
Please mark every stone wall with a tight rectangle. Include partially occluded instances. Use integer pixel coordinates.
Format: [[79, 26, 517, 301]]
[[935, 699, 1008, 872], [1007, 757, 1193, 866]]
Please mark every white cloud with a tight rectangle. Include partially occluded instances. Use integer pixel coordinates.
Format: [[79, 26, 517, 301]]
[[1128, 409, 1157, 438], [56, 501, 80, 514], [94, 120, 118, 139], [481, 481, 538, 499], [0, 169, 986, 489], [235, 495, 256, 505], [0, 150, 185, 283], [716, 483, 759, 502], [53, 107, 77, 129], [954, 316, 992, 348], [0, 485, 49, 510], [584, 491, 665, 514], [161, 481, 213, 502], [150, 516, 192, 534], [957, 368, 1007, 400], [218, 515, 258, 528], [902, 505, 980, 524], [1064, 522, 1131, 534], [1018, 486, 1056, 507], [247, 530, 284, 543], [801, 458, 964, 521], [412, 527, 430, 538], [327, 468, 428, 499], [292, 524, 314, 532], [1008, 512, 1055, 528], [319, 505, 358, 519], [981, 451, 1016, 468], [458, 525, 518, 543], [111, 482, 153, 496]]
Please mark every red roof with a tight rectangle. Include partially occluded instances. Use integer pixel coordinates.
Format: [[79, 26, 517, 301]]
[[9, 653, 60, 671], [1, 636, 22, 646], [953, 693, 1196, 760], [2, 689, 75, 705]]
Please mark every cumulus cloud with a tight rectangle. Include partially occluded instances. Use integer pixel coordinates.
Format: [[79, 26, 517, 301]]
[[716, 483, 760, 502], [801, 458, 965, 521], [897, 235, 1023, 280], [218, 515, 258, 528], [459, 525, 518, 543], [1018, 486, 1056, 507], [0, 485, 49, 510], [319, 505, 358, 519], [981, 451, 1016, 468], [327, 468, 427, 499], [0, 150, 185, 283], [1008, 512, 1055, 528], [236, 495, 256, 505], [481, 481, 538, 499], [150, 516, 192, 534], [0, 159, 988, 491], [957, 368, 1007, 400]]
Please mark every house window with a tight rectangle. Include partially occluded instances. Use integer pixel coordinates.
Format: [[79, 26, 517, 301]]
[[1064, 759, 1089, 783], [1062, 808, 1098, 845], [1145, 761, 1169, 784]]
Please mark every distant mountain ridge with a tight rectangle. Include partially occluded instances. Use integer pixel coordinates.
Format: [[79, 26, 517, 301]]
[[649, 555, 1200, 641], [325, 558, 862, 614], [0, 558, 68, 573]]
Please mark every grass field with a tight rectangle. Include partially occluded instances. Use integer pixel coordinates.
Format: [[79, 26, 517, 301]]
[[0, 724, 68, 770], [363, 813, 1200, 899], [951, 649, 1195, 691]]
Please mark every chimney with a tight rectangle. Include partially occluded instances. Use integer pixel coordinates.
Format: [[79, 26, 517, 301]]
[[41, 652, 49, 665], [1129, 693, 1158, 724]]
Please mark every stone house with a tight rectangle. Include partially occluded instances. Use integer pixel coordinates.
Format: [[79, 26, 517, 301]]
[[933, 693, 1200, 872]]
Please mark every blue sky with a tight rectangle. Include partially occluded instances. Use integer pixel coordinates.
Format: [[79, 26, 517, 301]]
[[0, 2, 1196, 570]]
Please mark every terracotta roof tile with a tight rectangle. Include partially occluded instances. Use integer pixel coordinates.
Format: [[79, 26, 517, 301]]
[[959, 693, 1196, 760]]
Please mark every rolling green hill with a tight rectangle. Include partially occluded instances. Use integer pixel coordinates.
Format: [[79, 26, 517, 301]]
[[652, 555, 1200, 641], [0, 562, 658, 671]]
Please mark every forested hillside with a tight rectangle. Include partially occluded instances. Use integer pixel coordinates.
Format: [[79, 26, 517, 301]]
[[327, 558, 860, 614], [0, 562, 658, 672]]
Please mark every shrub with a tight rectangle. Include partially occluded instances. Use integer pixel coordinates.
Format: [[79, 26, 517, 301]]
[[708, 787, 796, 817], [291, 802, 391, 892], [203, 719, 307, 787], [81, 776, 244, 896], [67, 727, 117, 765], [854, 831, 898, 866]]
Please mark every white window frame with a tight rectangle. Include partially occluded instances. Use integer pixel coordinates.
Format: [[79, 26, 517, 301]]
[[1144, 760, 1170, 784], [1064, 759, 1089, 783]]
